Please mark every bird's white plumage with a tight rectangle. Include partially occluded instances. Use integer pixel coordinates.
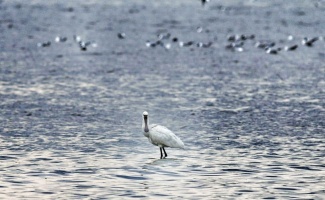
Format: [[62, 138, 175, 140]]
[[148, 124, 185, 149], [142, 111, 185, 150]]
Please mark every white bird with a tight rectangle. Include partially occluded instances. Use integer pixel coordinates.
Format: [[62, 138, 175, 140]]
[[142, 111, 185, 159]]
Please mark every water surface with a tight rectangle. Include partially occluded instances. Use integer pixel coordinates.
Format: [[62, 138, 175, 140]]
[[0, 0, 324, 199]]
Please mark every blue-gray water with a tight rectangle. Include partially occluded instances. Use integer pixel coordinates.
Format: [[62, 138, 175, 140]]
[[0, 0, 324, 199]]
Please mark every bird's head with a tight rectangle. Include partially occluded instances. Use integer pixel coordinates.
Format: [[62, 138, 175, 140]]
[[142, 111, 149, 134]]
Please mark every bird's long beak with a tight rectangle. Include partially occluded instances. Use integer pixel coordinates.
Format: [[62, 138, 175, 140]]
[[143, 115, 149, 132]]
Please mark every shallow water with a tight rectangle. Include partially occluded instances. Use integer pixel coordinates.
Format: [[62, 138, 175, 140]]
[[1, 0, 325, 199]]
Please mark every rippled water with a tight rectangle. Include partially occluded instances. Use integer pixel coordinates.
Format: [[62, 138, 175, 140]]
[[1, 0, 325, 199]]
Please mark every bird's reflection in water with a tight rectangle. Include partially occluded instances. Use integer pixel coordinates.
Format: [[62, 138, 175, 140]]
[[146, 157, 182, 166]]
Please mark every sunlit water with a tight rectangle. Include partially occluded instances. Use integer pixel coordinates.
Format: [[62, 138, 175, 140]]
[[1, 0, 325, 199], [1, 61, 324, 199]]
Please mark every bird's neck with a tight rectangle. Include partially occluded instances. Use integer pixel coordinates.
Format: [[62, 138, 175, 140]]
[[142, 117, 150, 137]]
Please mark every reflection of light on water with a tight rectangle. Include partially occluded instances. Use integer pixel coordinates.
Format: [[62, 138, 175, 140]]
[[1, 66, 324, 199], [0, 84, 49, 96], [1, 1, 324, 198], [1, 115, 324, 199]]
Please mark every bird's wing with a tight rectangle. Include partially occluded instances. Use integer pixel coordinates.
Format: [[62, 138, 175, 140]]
[[149, 124, 185, 149]]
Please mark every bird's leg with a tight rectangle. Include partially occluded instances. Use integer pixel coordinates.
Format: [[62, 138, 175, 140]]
[[160, 147, 163, 159], [162, 147, 167, 158]]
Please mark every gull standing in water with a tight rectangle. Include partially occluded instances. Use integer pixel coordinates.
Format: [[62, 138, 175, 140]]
[[142, 111, 185, 159]]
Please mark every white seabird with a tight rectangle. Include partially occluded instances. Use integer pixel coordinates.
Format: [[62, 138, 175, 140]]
[[142, 111, 185, 159]]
